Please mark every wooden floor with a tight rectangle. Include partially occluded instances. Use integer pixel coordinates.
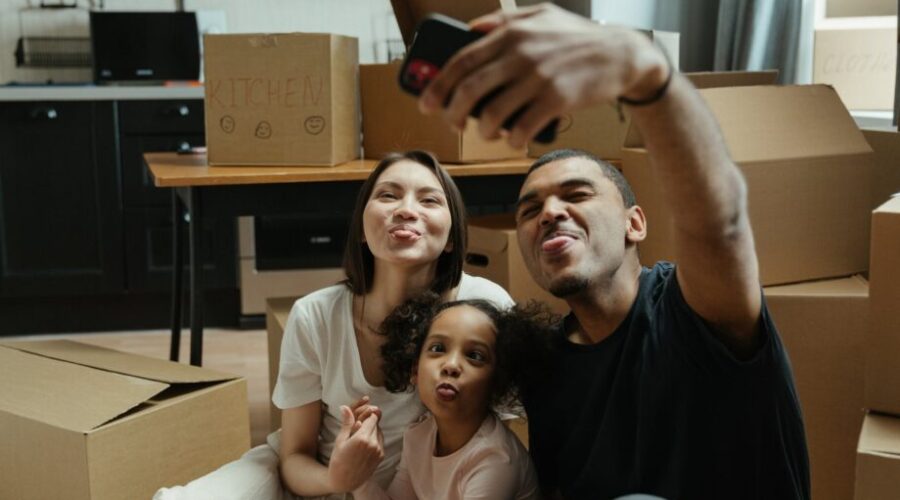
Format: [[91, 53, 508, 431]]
[[6, 328, 273, 447]]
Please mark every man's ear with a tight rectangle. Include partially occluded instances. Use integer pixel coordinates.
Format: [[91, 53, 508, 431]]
[[625, 205, 647, 244]]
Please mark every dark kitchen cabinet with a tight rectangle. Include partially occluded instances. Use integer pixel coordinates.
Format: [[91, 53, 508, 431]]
[[124, 207, 235, 292], [0, 101, 123, 297], [117, 99, 236, 293]]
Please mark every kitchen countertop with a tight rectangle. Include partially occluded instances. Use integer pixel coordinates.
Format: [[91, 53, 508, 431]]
[[0, 85, 205, 101]]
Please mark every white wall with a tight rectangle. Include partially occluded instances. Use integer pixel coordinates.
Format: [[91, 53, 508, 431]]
[[0, 0, 400, 83], [588, 0, 657, 29]]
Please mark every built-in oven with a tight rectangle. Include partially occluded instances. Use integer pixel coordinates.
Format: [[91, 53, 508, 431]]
[[238, 215, 347, 316]]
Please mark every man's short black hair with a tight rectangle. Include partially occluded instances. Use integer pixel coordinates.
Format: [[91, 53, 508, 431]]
[[528, 149, 637, 208]]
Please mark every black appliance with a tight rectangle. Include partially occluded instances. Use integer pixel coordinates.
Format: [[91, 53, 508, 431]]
[[90, 11, 200, 83]]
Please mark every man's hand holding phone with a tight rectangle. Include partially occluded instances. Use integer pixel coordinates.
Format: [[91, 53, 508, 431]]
[[406, 5, 671, 149], [398, 13, 559, 144]]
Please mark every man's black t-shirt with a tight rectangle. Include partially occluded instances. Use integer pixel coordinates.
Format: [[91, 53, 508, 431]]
[[521, 262, 810, 500]]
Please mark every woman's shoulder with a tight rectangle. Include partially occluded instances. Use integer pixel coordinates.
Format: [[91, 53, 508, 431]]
[[458, 273, 514, 308], [288, 283, 353, 328], [292, 282, 352, 310]]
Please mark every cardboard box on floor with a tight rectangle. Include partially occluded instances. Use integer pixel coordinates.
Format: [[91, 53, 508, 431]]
[[814, 27, 897, 111], [390, 0, 517, 47], [765, 275, 868, 500], [866, 196, 900, 415], [854, 412, 900, 500], [267, 296, 300, 431], [465, 213, 570, 315], [361, 63, 525, 162], [0, 340, 250, 500], [622, 84, 874, 286], [204, 33, 360, 166], [862, 128, 900, 210], [527, 69, 778, 161]]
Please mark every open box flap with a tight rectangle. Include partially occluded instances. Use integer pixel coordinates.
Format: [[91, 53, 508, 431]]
[[0, 345, 168, 432], [0, 340, 237, 384], [764, 275, 868, 297], [624, 85, 872, 164]]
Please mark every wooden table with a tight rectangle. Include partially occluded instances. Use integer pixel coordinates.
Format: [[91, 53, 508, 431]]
[[146, 152, 532, 366]]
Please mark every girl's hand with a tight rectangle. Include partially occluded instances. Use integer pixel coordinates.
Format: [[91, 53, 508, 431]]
[[350, 395, 382, 434], [327, 405, 385, 492]]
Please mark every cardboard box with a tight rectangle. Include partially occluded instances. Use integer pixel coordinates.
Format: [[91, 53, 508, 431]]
[[361, 63, 526, 163], [814, 27, 897, 111], [527, 70, 778, 162], [204, 33, 360, 166], [390, 0, 517, 46], [0, 340, 250, 500], [827, 0, 896, 18], [266, 296, 300, 432], [621, 84, 874, 285], [866, 196, 900, 415], [854, 412, 900, 500], [863, 128, 900, 209], [765, 276, 868, 500], [465, 213, 570, 315]]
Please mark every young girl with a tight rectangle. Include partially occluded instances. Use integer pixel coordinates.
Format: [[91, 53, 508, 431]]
[[352, 294, 555, 500]]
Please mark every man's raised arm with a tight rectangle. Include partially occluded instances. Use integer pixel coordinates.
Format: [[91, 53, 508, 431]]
[[420, 4, 761, 355]]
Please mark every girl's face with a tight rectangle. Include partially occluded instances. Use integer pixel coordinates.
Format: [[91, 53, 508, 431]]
[[414, 305, 497, 424], [362, 161, 453, 269]]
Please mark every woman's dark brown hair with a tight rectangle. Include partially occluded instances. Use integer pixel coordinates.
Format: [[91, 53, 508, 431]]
[[342, 150, 467, 295]]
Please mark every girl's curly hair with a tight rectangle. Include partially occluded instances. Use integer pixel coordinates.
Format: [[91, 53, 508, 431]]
[[379, 292, 560, 409]]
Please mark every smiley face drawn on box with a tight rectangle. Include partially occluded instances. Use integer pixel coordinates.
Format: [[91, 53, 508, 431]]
[[220, 115, 236, 134], [304, 115, 326, 136], [255, 121, 273, 139]]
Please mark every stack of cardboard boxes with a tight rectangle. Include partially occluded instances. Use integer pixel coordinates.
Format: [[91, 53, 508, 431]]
[[855, 196, 900, 500]]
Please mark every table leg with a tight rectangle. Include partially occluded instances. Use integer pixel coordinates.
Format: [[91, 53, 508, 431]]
[[169, 190, 184, 362], [188, 187, 205, 366]]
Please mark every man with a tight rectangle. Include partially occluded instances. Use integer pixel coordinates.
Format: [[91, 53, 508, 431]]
[[419, 5, 809, 499]]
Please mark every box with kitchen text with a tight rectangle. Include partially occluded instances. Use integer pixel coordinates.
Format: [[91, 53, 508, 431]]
[[204, 33, 360, 166]]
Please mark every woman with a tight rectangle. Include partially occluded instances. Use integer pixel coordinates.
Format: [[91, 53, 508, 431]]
[[273, 151, 513, 498]]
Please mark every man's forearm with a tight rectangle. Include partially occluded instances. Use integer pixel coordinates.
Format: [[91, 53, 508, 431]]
[[628, 73, 749, 239], [628, 71, 762, 347]]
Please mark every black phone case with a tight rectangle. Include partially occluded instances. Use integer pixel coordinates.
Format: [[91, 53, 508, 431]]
[[398, 14, 558, 144]]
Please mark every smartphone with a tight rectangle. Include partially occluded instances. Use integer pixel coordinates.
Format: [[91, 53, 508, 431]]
[[398, 13, 558, 144]]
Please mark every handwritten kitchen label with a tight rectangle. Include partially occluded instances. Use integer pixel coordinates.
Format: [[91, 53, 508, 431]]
[[206, 76, 325, 108]]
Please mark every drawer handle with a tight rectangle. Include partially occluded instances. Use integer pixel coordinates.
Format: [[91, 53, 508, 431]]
[[165, 105, 190, 117], [30, 107, 58, 120]]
